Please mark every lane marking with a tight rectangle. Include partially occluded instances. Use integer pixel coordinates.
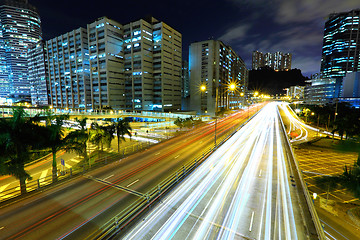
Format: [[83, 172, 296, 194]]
[[0, 226, 4, 230], [102, 174, 114, 181], [0, 184, 10, 193], [155, 152, 160, 155], [174, 155, 180, 159], [259, 169, 262, 177], [69, 158, 80, 163], [39, 170, 48, 183], [127, 179, 139, 188], [249, 211, 255, 232], [84, 175, 144, 198]]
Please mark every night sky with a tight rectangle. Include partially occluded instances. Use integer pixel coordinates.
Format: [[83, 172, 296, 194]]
[[34, 0, 359, 77]]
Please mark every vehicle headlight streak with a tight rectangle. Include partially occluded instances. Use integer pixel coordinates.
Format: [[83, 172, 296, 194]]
[[123, 103, 303, 240]]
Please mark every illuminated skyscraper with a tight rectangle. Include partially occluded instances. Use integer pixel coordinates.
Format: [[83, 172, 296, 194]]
[[321, 9, 360, 78], [0, 0, 42, 101]]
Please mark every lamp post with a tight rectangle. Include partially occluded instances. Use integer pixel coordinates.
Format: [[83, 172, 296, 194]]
[[200, 84, 206, 114]]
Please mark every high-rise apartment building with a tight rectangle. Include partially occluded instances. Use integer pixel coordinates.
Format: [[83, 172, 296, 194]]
[[189, 40, 248, 116], [28, 40, 48, 106], [252, 50, 264, 70], [0, 0, 42, 102], [320, 9, 360, 79], [45, 27, 91, 109], [43, 16, 181, 111], [252, 51, 291, 71], [88, 17, 124, 109], [123, 17, 182, 111]]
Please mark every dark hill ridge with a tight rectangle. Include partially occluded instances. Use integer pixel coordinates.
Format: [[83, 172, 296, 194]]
[[248, 67, 308, 95]]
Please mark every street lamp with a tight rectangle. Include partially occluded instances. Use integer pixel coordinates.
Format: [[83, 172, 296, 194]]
[[200, 84, 206, 114]]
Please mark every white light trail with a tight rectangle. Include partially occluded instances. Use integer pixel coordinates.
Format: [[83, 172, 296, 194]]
[[123, 102, 306, 240]]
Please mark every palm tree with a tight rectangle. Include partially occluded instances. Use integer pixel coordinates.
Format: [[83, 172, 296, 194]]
[[72, 117, 89, 161], [113, 118, 132, 153], [44, 114, 70, 183], [89, 122, 105, 151], [0, 107, 47, 194], [102, 123, 115, 150]]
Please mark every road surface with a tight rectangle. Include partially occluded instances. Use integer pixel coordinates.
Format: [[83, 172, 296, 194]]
[[122, 102, 319, 240], [0, 105, 261, 239]]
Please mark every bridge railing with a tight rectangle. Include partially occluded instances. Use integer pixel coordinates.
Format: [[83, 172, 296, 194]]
[[86, 112, 258, 240], [0, 141, 157, 204], [277, 108, 326, 240]]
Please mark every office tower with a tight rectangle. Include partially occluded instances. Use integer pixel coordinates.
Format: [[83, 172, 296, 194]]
[[28, 40, 48, 106], [88, 17, 124, 109], [321, 9, 360, 79], [252, 51, 292, 71], [189, 40, 248, 116], [0, 0, 42, 102], [304, 73, 341, 105], [123, 17, 182, 111], [45, 27, 91, 109]]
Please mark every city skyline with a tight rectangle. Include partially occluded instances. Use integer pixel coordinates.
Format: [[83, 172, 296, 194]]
[[35, 0, 359, 77]]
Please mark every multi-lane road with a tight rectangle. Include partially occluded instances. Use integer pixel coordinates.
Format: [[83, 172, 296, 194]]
[[122, 102, 319, 239], [0, 105, 260, 239]]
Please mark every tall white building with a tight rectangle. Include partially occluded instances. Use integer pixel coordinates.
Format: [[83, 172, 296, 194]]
[[88, 17, 124, 109], [189, 40, 248, 116], [28, 40, 48, 106], [41, 16, 182, 111], [0, 0, 42, 102], [124, 17, 182, 111], [45, 27, 91, 109]]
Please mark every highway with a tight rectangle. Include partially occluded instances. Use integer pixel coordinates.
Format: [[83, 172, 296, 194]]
[[279, 103, 360, 240], [0, 136, 149, 201], [0, 105, 261, 239], [122, 102, 319, 240]]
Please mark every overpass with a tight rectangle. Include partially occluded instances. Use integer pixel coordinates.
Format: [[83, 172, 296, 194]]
[[0, 105, 209, 121]]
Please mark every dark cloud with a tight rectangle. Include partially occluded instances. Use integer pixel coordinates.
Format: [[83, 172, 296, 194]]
[[32, 0, 359, 77], [219, 0, 359, 76]]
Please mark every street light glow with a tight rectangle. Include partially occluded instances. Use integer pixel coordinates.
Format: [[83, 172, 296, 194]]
[[229, 83, 236, 91], [200, 85, 206, 92]]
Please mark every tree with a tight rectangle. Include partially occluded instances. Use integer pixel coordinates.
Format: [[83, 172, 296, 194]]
[[0, 107, 47, 194], [71, 117, 89, 161], [112, 118, 132, 153], [89, 122, 106, 151], [174, 117, 184, 130], [44, 114, 71, 183]]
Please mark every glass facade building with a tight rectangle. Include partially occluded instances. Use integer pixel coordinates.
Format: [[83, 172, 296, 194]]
[[321, 9, 360, 79], [0, 0, 42, 101]]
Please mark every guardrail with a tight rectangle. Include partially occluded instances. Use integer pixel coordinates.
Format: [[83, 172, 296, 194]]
[[0, 141, 157, 204], [277, 108, 326, 240], [86, 111, 260, 240]]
